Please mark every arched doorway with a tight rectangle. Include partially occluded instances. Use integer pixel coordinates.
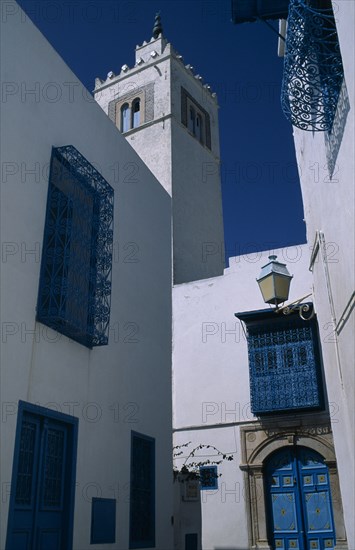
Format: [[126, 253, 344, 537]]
[[265, 446, 336, 550]]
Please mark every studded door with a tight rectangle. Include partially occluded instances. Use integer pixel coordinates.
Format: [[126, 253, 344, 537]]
[[265, 447, 336, 550]]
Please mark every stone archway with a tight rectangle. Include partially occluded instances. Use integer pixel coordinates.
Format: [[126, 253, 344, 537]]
[[239, 420, 347, 550]]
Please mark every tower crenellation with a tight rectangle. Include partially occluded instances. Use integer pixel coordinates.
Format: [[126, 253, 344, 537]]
[[94, 14, 224, 283]]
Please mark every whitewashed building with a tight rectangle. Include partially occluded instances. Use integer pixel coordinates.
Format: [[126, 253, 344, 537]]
[[171, 0, 354, 549], [172, 244, 350, 550], [1, 1, 353, 550], [287, 1, 355, 546], [1, 3, 173, 549]]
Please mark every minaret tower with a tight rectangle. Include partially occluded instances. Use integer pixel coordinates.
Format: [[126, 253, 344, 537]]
[[94, 14, 225, 284]]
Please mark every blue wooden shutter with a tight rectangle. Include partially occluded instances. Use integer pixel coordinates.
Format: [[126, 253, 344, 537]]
[[129, 432, 155, 548]]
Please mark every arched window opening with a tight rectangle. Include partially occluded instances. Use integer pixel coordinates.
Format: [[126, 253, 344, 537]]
[[121, 103, 131, 133], [188, 106, 195, 134], [132, 98, 141, 128], [196, 113, 203, 143]]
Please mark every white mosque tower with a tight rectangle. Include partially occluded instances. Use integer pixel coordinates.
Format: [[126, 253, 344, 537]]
[[94, 13, 225, 284]]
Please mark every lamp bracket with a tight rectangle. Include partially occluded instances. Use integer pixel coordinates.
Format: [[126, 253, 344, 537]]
[[276, 293, 315, 320]]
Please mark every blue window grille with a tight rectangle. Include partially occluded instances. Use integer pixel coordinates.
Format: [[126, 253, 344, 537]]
[[237, 310, 324, 414], [281, 0, 344, 132], [129, 432, 155, 549], [199, 466, 218, 490], [37, 146, 114, 348], [90, 498, 116, 544]]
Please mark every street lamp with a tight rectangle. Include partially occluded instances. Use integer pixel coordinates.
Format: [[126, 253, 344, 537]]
[[256, 255, 293, 308]]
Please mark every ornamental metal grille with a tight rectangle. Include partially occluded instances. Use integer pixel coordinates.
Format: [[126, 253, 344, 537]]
[[281, 0, 344, 132], [43, 428, 65, 508], [37, 146, 114, 347], [247, 318, 323, 414], [15, 421, 37, 506]]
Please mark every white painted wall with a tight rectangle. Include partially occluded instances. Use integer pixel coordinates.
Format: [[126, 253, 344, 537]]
[[173, 245, 319, 549], [291, 1, 354, 544], [0, 3, 173, 549]]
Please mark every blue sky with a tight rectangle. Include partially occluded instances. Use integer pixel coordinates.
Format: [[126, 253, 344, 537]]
[[17, 0, 306, 262]]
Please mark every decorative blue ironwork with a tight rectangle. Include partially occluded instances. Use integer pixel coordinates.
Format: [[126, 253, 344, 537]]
[[37, 146, 114, 348], [43, 428, 65, 508], [15, 421, 38, 506], [281, 0, 344, 132], [325, 78, 350, 178], [247, 317, 323, 414]]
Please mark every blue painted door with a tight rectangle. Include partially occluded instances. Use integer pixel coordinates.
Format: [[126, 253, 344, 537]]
[[7, 406, 77, 550], [265, 447, 336, 550]]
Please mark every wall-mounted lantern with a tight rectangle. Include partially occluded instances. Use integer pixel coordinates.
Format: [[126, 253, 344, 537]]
[[256, 255, 293, 308]]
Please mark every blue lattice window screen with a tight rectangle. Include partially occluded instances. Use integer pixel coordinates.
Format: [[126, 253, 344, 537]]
[[248, 319, 323, 414], [281, 0, 344, 132], [37, 146, 114, 347], [200, 466, 218, 490]]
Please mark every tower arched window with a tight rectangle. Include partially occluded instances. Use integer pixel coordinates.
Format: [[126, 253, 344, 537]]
[[188, 106, 195, 134], [121, 103, 131, 133], [196, 113, 203, 143], [132, 98, 141, 128], [182, 88, 210, 148]]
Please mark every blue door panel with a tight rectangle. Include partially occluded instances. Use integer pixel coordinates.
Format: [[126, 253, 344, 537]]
[[266, 447, 336, 550], [37, 528, 62, 550], [6, 403, 78, 550], [11, 530, 32, 550]]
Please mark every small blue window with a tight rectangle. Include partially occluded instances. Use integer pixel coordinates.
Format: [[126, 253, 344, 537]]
[[129, 432, 155, 548], [199, 466, 218, 490], [90, 498, 116, 544], [37, 146, 114, 348], [185, 533, 198, 550]]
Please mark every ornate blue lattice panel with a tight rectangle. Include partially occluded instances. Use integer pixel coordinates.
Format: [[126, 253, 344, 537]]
[[42, 427, 66, 508], [37, 146, 114, 347], [247, 317, 323, 414], [15, 420, 38, 506], [281, 0, 344, 131]]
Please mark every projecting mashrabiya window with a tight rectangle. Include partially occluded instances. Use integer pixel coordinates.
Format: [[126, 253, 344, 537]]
[[242, 312, 324, 415], [37, 145, 114, 348]]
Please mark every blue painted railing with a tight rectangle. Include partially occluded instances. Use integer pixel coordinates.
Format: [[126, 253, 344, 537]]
[[281, 0, 344, 131]]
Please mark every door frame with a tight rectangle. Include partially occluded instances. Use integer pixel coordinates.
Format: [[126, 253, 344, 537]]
[[239, 421, 348, 550], [6, 400, 78, 550]]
